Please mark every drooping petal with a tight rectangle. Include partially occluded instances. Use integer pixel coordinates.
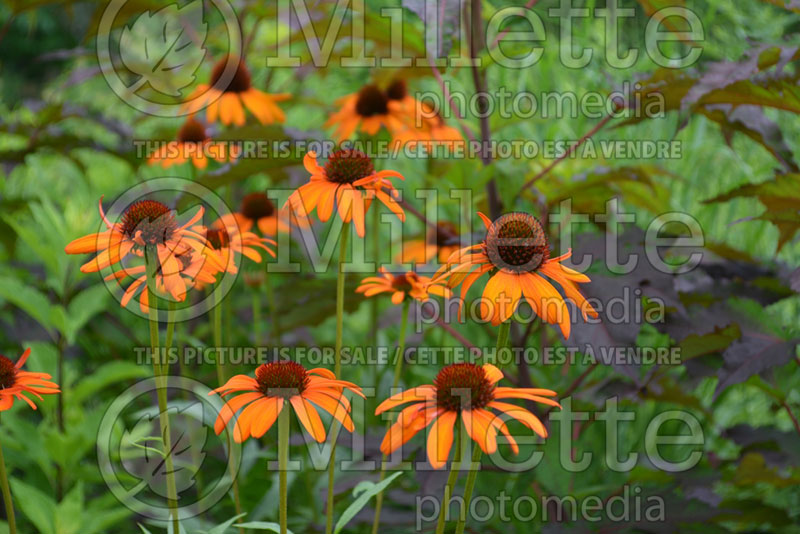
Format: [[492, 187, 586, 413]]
[[488, 401, 548, 438], [426, 410, 457, 469], [250, 397, 284, 439], [290, 395, 327, 442], [375, 386, 436, 414]]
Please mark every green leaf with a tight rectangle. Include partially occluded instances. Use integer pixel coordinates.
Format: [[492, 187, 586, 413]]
[[704, 173, 800, 250], [678, 323, 742, 361], [55, 482, 85, 534], [65, 284, 110, 344], [205, 514, 247, 534], [70, 361, 151, 404], [334, 472, 403, 534], [234, 522, 290, 533], [0, 275, 54, 335], [9, 478, 57, 534]]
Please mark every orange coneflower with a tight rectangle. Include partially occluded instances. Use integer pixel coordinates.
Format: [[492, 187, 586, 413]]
[[376, 362, 559, 469], [392, 114, 463, 151], [435, 212, 597, 338], [205, 221, 276, 275], [148, 116, 235, 170], [325, 83, 408, 141], [287, 149, 405, 237], [0, 348, 60, 411], [210, 361, 364, 443], [356, 268, 451, 305], [218, 192, 305, 237], [385, 80, 463, 149], [65, 198, 211, 274], [105, 246, 220, 313], [187, 57, 290, 126], [399, 220, 461, 265]]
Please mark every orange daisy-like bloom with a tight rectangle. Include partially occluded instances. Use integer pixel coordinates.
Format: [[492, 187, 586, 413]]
[[356, 268, 451, 305], [218, 193, 306, 237], [187, 57, 290, 126], [399, 221, 461, 265], [105, 246, 220, 313], [385, 80, 463, 149], [65, 198, 211, 275], [205, 222, 276, 275], [325, 83, 408, 141], [435, 212, 598, 338], [376, 362, 559, 469], [392, 115, 464, 151], [148, 116, 235, 170], [211, 361, 364, 443], [0, 349, 60, 411], [287, 149, 405, 238]]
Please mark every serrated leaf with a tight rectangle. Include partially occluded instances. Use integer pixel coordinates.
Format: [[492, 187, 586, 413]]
[[678, 323, 742, 361], [119, 2, 207, 96], [704, 173, 800, 251]]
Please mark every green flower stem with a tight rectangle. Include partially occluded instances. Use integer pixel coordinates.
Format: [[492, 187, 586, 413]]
[[495, 320, 511, 360], [264, 270, 280, 342], [278, 406, 290, 534], [435, 419, 463, 534], [212, 288, 225, 384], [211, 288, 244, 532], [252, 288, 262, 345], [453, 320, 508, 533], [145, 250, 180, 533], [326, 221, 350, 534], [371, 299, 411, 534], [0, 416, 17, 534], [369, 206, 379, 351], [454, 442, 482, 534]]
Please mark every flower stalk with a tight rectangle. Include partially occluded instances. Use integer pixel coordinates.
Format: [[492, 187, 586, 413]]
[[326, 221, 350, 534], [453, 321, 508, 533], [145, 247, 181, 533], [212, 287, 244, 532], [371, 299, 411, 534], [278, 405, 290, 534], [0, 415, 16, 534], [435, 421, 463, 534]]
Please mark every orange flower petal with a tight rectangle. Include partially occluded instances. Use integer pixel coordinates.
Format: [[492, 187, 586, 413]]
[[290, 395, 327, 442], [426, 410, 457, 469]]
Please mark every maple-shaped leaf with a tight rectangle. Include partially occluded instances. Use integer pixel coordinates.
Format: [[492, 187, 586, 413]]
[[120, 402, 208, 499], [119, 1, 207, 96], [704, 173, 800, 251]]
